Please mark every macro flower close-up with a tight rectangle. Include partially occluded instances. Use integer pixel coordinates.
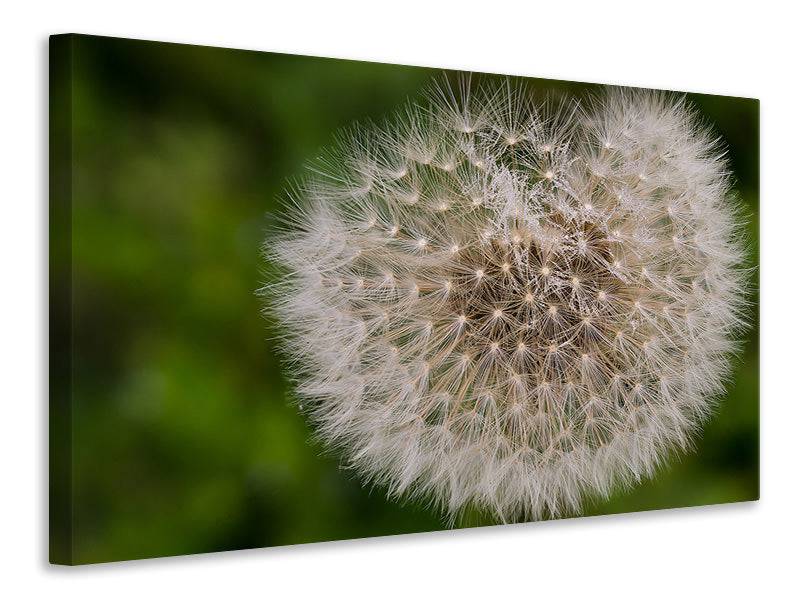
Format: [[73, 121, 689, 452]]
[[48, 35, 759, 564], [268, 78, 749, 523]]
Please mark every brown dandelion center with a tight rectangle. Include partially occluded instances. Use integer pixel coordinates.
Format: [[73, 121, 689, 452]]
[[437, 220, 636, 402]]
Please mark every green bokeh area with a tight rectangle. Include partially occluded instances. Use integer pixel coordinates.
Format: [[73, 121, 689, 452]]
[[53, 34, 759, 564]]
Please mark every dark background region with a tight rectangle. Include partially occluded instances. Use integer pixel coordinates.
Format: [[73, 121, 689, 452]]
[[54, 34, 759, 564]]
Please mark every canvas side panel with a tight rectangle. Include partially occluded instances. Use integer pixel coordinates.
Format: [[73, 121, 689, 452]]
[[49, 33, 74, 566]]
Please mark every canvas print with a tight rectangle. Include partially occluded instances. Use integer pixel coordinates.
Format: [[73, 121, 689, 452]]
[[49, 34, 759, 565]]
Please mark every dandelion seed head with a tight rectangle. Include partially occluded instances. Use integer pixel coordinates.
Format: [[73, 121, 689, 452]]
[[265, 78, 749, 523]]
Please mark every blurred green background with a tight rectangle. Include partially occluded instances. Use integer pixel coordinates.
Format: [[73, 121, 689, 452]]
[[51, 34, 758, 564]]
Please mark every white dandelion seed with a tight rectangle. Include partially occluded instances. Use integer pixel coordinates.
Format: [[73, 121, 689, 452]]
[[264, 78, 749, 523]]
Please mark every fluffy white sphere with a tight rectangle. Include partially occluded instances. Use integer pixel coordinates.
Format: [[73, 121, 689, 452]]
[[266, 79, 748, 522]]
